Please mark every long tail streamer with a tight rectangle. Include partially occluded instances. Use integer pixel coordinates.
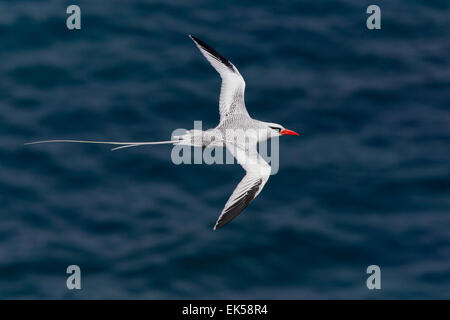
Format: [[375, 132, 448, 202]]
[[24, 139, 178, 151]]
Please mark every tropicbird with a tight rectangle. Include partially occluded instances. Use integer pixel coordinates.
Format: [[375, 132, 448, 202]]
[[26, 35, 299, 230]]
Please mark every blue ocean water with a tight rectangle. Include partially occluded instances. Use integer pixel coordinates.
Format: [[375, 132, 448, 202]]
[[0, 0, 449, 299]]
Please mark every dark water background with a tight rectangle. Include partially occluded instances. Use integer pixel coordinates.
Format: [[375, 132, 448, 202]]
[[0, 0, 449, 299]]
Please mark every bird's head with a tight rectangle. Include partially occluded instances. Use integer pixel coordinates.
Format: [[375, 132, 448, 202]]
[[265, 122, 299, 137]]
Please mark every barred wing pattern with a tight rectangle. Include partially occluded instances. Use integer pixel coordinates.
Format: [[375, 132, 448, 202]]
[[189, 35, 249, 121], [214, 142, 271, 230]]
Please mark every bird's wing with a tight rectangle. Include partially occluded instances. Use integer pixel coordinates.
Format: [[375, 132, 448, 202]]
[[189, 35, 249, 121], [214, 142, 271, 230]]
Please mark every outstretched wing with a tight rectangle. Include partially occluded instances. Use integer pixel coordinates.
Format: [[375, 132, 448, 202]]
[[214, 143, 271, 230], [189, 35, 249, 122]]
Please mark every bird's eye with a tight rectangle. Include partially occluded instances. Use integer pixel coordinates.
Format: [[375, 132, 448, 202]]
[[269, 126, 281, 132]]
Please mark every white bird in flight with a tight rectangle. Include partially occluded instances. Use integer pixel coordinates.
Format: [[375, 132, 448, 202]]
[[26, 35, 299, 230]]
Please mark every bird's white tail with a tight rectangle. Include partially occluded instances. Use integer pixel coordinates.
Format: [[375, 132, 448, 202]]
[[24, 139, 179, 151]]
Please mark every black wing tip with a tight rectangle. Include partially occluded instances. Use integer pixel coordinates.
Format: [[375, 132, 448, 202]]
[[212, 178, 263, 230], [213, 221, 227, 230], [188, 34, 204, 46], [188, 35, 235, 72]]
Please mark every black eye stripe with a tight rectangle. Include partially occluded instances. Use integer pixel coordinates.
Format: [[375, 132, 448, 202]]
[[269, 126, 281, 131]]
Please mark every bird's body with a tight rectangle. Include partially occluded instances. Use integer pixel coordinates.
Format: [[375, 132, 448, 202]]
[[26, 35, 299, 230]]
